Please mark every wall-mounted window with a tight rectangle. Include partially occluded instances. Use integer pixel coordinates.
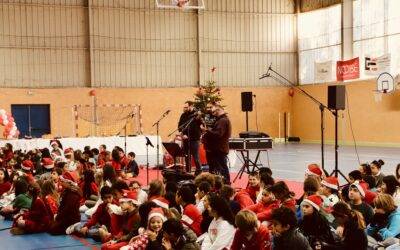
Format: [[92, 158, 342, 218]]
[[353, 0, 400, 79], [298, 4, 342, 84]]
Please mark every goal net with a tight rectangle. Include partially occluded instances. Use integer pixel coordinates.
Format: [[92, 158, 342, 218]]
[[73, 104, 142, 137]]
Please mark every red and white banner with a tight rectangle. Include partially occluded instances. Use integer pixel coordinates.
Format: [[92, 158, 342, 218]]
[[336, 57, 360, 81]]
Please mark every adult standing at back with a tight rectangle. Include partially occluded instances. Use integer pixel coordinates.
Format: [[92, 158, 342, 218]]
[[178, 101, 202, 174], [201, 104, 232, 184]]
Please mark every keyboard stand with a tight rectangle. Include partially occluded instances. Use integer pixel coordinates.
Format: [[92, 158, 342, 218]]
[[233, 149, 266, 183]]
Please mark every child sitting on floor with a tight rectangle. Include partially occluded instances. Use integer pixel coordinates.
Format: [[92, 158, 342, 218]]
[[320, 176, 340, 209], [246, 186, 280, 224], [176, 186, 203, 236], [270, 206, 311, 250], [101, 190, 141, 250], [244, 171, 261, 203], [0, 178, 32, 220], [49, 172, 82, 235], [11, 182, 53, 235], [66, 186, 115, 242], [0, 168, 11, 197], [121, 207, 166, 250], [231, 210, 272, 250], [270, 181, 296, 211]]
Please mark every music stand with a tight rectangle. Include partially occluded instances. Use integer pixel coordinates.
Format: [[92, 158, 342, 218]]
[[162, 142, 185, 170]]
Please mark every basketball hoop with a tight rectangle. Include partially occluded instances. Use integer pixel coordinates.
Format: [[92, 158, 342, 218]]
[[155, 0, 205, 10], [373, 72, 394, 102], [175, 0, 189, 8]]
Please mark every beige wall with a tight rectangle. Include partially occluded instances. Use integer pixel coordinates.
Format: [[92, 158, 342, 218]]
[[0, 0, 296, 88], [291, 80, 400, 146], [0, 86, 291, 139]]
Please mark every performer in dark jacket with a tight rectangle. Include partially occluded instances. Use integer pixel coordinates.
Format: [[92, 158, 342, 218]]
[[178, 101, 202, 174], [201, 104, 232, 183], [202, 102, 217, 173]]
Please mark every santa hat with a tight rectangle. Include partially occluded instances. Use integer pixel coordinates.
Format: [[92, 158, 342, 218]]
[[148, 207, 166, 222], [59, 171, 78, 186], [306, 164, 323, 177], [119, 190, 140, 205], [21, 160, 34, 171], [42, 157, 54, 170], [64, 148, 73, 156], [152, 197, 169, 209], [302, 194, 323, 211], [321, 176, 339, 190], [350, 181, 367, 198]]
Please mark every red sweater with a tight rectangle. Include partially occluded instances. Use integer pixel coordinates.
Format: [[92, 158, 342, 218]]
[[120, 156, 129, 168], [45, 195, 58, 217], [84, 202, 113, 232], [245, 185, 260, 203], [246, 200, 280, 222], [111, 160, 122, 172], [234, 190, 255, 209], [281, 198, 296, 212], [110, 209, 141, 239], [0, 181, 11, 196], [79, 181, 99, 204], [230, 225, 272, 250], [19, 198, 52, 233], [182, 204, 203, 236]]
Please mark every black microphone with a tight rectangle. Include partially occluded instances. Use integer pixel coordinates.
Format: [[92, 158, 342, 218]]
[[145, 136, 154, 148], [259, 63, 272, 80]]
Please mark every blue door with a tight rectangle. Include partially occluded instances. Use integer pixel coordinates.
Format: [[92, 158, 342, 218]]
[[11, 105, 51, 138]]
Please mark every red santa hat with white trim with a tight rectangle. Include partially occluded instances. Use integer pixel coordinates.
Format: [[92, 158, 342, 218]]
[[302, 194, 323, 211], [148, 207, 166, 222], [152, 197, 169, 209], [21, 160, 34, 171], [350, 181, 367, 198], [321, 176, 339, 190], [59, 171, 78, 186], [119, 190, 140, 205], [42, 157, 54, 170], [305, 164, 323, 177]]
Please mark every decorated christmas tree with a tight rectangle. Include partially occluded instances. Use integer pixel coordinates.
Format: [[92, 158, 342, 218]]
[[193, 67, 223, 113]]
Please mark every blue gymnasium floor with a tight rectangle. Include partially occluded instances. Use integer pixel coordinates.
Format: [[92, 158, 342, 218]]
[[0, 213, 101, 250]]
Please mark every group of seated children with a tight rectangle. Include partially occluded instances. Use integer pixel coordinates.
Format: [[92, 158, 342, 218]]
[[1, 141, 400, 250]]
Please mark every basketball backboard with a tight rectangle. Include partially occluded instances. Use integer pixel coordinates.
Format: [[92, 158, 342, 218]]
[[155, 0, 205, 10], [376, 72, 395, 93]]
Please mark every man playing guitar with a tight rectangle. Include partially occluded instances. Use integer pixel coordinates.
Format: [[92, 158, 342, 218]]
[[177, 101, 202, 174]]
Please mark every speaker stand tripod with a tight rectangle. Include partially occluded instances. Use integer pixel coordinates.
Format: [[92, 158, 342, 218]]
[[329, 109, 348, 180]]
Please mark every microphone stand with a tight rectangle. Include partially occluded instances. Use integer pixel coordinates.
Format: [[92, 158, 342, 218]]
[[261, 65, 335, 173], [145, 136, 154, 185], [152, 110, 170, 180], [167, 113, 198, 173]]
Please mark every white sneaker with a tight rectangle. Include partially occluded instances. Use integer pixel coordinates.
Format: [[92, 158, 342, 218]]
[[65, 222, 80, 235]]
